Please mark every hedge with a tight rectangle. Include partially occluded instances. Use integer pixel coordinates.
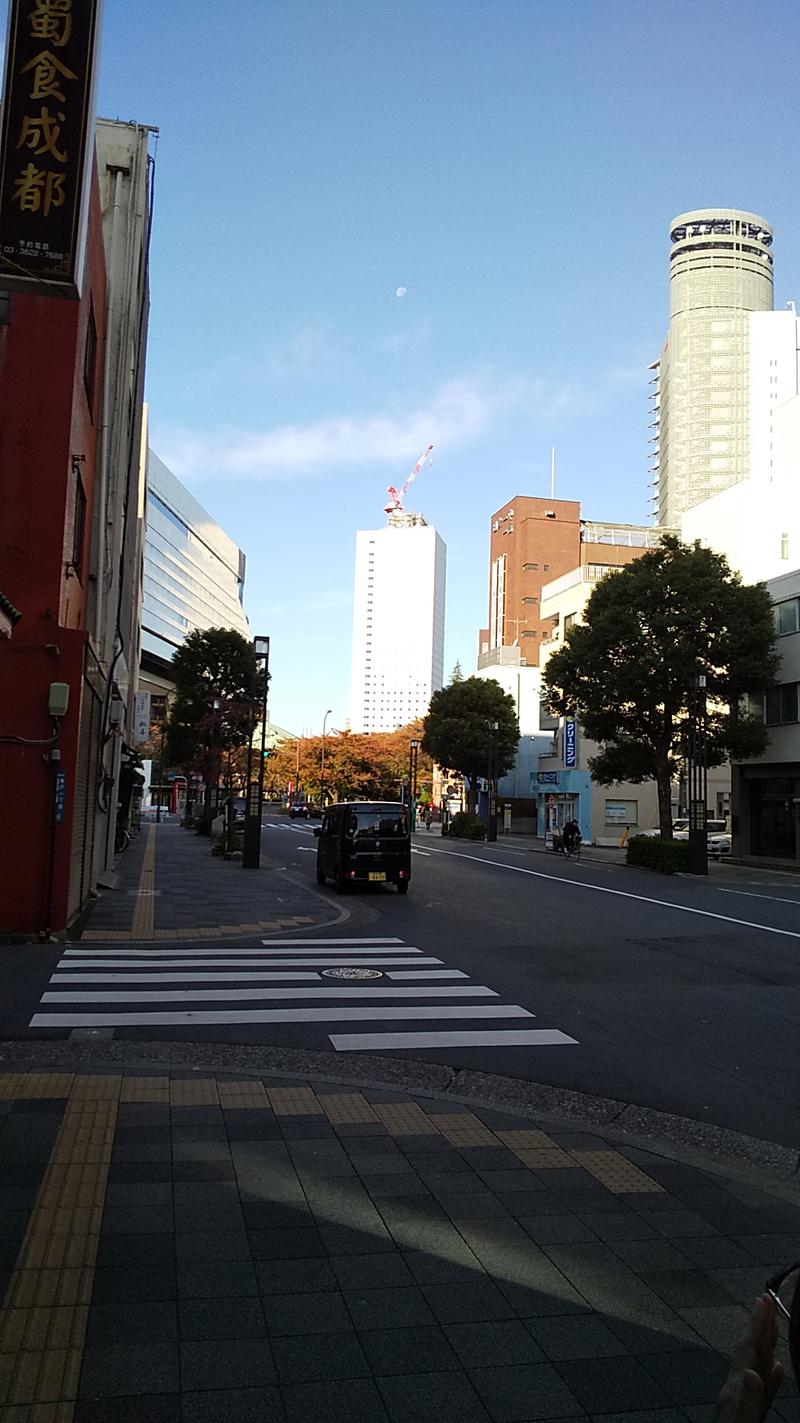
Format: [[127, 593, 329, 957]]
[[626, 835, 690, 875], [442, 812, 487, 841]]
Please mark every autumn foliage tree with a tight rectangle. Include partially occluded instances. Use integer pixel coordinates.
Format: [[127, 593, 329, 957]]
[[265, 721, 432, 806]]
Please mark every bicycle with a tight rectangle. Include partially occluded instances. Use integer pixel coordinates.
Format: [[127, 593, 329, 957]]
[[563, 834, 581, 862]]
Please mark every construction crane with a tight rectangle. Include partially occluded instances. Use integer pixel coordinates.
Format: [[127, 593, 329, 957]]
[[384, 443, 434, 515]]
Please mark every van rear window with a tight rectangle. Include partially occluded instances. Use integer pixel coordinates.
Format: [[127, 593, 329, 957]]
[[347, 809, 409, 839]]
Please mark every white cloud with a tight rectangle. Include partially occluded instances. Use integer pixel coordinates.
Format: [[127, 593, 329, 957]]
[[156, 370, 583, 482]]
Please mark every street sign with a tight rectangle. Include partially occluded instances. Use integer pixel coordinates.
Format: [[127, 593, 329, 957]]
[[564, 718, 577, 768], [133, 691, 151, 745], [53, 771, 66, 825]]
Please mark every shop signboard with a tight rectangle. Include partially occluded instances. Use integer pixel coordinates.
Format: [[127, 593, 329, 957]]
[[564, 718, 577, 768], [0, 0, 101, 289]]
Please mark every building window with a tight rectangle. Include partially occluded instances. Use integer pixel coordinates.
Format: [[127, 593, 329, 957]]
[[522, 596, 538, 605], [766, 683, 799, 725], [523, 563, 539, 571], [84, 306, 97, 413], [521, 629, 537, 638], [781, 532, 790, 561], [564, 613, 576, 634], [774, 598, 800, 637], [70, 474, 87, 580]]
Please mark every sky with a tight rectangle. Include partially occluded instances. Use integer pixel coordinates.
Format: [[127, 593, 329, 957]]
[[4, 0, 800, 733]]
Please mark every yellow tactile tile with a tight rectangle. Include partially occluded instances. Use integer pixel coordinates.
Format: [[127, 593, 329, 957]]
[[372, 1103, 440, 1135], [266, 1087, 322, 1116], [510, 1147, 581, 1169], [217, 1081, 269, 1109], [15, 1239, 98, 1276], [169, 1078, 220, 1106], [0, 1401, 75, 1422], [496, 1129, 558, 1150], [119, 1077, 170, 1104], [431, 1113, 502, 1147], [0, 1078, 74, 1103], [0, 1347, 82, 1408], [570, 1149, 665, 1194], [318, 1093, 379, 1125], [3, 1272, 95, 1313], [0, 1307, 88, 1356], [67, 1077, 121, 1104]]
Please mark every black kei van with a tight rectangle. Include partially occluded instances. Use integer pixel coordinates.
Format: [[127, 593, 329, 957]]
[[314, 802, 411, 894]]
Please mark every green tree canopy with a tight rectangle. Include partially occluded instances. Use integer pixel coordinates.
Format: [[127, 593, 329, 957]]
[[422, 676, 519, 812], [543, 537, 778, 836], [165, 628, 261, 787]]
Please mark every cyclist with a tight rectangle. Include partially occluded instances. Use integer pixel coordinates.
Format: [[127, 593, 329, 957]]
[[562, 817, 581, 856]]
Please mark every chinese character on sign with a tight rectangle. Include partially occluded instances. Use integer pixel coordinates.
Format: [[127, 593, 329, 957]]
[[16, 106, 68, 162], [28, 0, 73, 49], [20, 50, 77, 102], [12, 162, 65, 215]]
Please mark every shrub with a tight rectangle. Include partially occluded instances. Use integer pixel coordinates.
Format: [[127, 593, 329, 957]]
[[626, 835, 690, 874], [446, 811, 487, 841]]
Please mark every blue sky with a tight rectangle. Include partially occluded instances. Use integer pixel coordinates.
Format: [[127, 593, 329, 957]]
[[5, 0, 799, 732]]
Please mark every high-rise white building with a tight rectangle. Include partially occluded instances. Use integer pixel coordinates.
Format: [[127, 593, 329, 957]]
[[650, 208, 774, 527], [350, 512, 446, 732], [682, 306, 800, 582]]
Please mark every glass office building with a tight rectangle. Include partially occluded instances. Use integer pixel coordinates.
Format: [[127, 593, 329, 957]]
[[141, 450, 250, 678]]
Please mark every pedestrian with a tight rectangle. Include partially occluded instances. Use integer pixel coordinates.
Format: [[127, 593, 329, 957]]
[[424, 806, 433, 830]]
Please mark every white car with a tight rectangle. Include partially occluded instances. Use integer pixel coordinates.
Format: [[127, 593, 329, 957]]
[[708, 832, 732, 858]]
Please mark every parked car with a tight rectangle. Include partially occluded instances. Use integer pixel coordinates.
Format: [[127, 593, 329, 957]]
[[708, 831, 732, 857], [639, 818, 728, 840]]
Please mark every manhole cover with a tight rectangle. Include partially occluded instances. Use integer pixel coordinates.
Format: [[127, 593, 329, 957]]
[[322, 967, 383, 981]]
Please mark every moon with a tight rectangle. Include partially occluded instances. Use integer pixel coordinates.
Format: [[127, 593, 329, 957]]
[[396, 286, 407, 298]]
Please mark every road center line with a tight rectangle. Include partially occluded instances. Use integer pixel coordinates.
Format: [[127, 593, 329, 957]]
[[423, 845, 800, 941]]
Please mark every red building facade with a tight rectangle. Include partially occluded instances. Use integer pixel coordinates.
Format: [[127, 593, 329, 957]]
[[0, 166, 108, 933]]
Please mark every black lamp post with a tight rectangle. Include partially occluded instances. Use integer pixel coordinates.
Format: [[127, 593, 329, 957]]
[[319, 709, 332, 809], [242, 636, 270, 870], [486, 720, 499, 842], [687, 671, 708, 875], [409, 739, 420, 828]]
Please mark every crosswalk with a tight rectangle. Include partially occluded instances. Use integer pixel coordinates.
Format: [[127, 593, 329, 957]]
[[29, 936, 579, 1053]]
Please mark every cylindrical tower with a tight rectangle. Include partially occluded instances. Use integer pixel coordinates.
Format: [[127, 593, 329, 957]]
[[657, 208, 774, 527]]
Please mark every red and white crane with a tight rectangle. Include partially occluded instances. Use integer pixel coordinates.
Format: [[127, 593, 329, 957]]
[[384, 443, 434, 515]]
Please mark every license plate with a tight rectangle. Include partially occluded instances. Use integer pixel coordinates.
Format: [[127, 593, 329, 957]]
[[368, 872, 386, 882]]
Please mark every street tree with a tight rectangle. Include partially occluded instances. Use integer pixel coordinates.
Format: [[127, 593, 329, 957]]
[[543, 537, 778, 837], [165, 629, 260, 813], [422, 676, 519, 813], [266, 722, 432, 805]]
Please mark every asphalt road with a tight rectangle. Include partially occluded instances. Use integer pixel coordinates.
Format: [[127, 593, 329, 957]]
[[7, 813, 800, 1149], [263, 817, 800, 1148]]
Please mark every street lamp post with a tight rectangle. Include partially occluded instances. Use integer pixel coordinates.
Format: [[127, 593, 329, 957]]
[[409, 739, 420, 829], [486, 720, 499, 843], [319, 709, 332, 809], [687, 671, 708, 875], [242, 636, 270, 871]]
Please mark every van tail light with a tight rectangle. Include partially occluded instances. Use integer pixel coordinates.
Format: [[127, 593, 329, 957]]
[[398, 868, 409, 879], [347, 870, 357, 879]]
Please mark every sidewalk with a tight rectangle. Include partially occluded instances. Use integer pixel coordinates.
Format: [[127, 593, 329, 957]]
[[0, 1058, 798, 1421], [76, 821, 333, 942]]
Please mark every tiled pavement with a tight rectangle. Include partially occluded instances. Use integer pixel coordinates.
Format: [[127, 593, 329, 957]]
[[0, 1067, 798, 1421], [78, 821, 330, 942]]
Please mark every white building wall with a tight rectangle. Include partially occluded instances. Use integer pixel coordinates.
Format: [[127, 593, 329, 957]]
[[350, 517, 446, 732], [473, 663, 544, 737], [682, 311, 800, 583]]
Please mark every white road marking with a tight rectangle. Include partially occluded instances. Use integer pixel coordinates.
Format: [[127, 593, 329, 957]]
[[384, 970, 468, 980], [42, 985, 499, 1003], [717, 888, 800, 906], [256, 946, 423, 955], [30, 1004, 534, 1027], [52, 972, 326, 983], [258, 938, 404, 945], [59, 957, 444, 969], [296, 847, 315, 853], [330, 1029, 578, 1050], [424, 845, 800, 942], [412, 848, 431, 857]]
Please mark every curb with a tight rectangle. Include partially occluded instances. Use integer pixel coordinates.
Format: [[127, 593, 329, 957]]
[[0, 1036, 797, 1203]]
